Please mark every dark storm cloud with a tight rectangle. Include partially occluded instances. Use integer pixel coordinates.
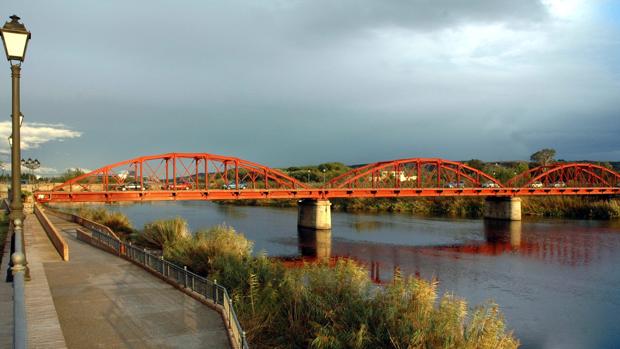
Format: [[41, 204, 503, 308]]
[[278, 0, 548, 38], [0, 0, 618, 171]]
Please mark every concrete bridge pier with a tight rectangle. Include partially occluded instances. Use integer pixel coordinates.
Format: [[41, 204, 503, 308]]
[[483, 197, 522, 221], [297, 199, 332, 230]]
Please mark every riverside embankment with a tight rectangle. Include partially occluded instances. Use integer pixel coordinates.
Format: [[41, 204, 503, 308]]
[[53, 201, 620, 349]]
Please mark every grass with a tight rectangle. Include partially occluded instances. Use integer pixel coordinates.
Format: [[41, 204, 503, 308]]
[[72, 206, 136, 236], [66, 207, 524, 348], [131, 216, 190, 253], [522, 196, 620, 219], [131, 217, 519, 349], [222, 196, 620, 220]]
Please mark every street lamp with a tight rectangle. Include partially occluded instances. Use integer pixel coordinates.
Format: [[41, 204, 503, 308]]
[[307, 170, 310, 183], [1, 15, 31, 221], [322, 168, 326, 184], [21, 158, 40, 184]]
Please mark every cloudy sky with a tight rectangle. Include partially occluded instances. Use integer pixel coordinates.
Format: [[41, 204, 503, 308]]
[[0, 0, 618, 174]]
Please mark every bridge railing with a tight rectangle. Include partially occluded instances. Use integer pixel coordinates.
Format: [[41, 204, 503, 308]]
[[81, 228, 248, 349]]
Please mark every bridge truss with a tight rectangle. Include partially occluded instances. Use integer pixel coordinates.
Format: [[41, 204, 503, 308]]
[[35, 154, 620, 203]]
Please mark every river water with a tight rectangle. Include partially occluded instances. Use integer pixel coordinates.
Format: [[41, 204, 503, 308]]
[[88, 201, 620, 349]]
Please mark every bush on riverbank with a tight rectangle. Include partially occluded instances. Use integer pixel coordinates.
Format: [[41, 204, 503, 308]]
[[134, 217, 518, 349], [164, 224, 253, 275], [522, 197, 620, 219], [220, 196, 620, 220], [131, 217, 190, 253], [331, 197, 486, 217], [74, 207, 135, 236]]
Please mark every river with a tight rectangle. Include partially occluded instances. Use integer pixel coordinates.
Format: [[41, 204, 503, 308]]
[[84, 201, 620, 349]]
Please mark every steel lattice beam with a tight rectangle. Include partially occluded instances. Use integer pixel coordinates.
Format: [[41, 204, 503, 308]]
[[36, 155, 620, 203]]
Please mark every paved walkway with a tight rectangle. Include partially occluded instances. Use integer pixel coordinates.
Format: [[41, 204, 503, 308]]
[[24, 213, 69, 348], [46, 213, 231, 348]]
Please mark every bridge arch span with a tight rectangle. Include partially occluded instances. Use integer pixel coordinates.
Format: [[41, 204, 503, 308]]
[[325, 158, 503, 189], [52, 152, 308, 193], [505, 163, 620, 188]]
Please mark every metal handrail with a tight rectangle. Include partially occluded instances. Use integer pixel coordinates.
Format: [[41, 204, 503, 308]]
[[85, 229, 248, 349]]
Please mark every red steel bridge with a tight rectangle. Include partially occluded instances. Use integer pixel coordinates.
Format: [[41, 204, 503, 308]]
[[34, 152, 620, 203]]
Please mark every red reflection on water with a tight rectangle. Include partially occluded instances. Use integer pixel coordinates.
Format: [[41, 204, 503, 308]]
[[287, 221, 617, 281]]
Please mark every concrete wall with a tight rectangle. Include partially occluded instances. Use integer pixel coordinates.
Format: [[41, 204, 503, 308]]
[[34, 204, 69, 261], [297, 199, 332, 230], [484, 197, 522, 221]]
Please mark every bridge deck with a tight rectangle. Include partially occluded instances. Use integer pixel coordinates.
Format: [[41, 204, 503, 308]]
[[18, 212, 230, 348]]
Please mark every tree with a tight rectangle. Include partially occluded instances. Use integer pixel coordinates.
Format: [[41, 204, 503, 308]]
[[57, 168, 86, 182], [530, 148, 556, 166], [466, 159, 485, 170]]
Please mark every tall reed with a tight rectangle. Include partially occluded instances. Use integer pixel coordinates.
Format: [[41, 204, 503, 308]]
[[142, 217, 519, 349]]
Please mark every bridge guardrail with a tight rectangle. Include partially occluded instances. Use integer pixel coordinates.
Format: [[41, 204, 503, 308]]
[[75, 226, 248, 349]]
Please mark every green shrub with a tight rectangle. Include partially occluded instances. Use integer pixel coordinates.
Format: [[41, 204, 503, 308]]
[[92, 212, 520, 349], [133, 217, 190, 253], [165, 224, 253, 276], [151, 219, 519, 349], [73, 207, 135, 236], [522, 197, 620, 219]]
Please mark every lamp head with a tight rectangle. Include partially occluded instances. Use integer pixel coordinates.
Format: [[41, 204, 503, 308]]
[[0, 15, 31, 62]]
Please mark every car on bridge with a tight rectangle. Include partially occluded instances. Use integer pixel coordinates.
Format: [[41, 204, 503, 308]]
[[118, 182, 146, 191], [223, 182, 248, 190], [530, 181, 544, 188], [552, 181, 566, 188], [482, 181, 500, 188], [162, 183, 192, 190], [445, 181, 465, 188]]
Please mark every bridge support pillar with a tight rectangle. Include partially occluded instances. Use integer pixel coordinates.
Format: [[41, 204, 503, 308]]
[[298, 199, 331, 230], [484, 197, 521, 221]]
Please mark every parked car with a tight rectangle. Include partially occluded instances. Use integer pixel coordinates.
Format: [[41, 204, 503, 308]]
[[529, 181, 543, 188], [552, 181, 566, 188], [163, 183, 192, 190], [445, 181, 465, 188], [118, 182, 145, 191], [482, 181, 500, 188], [222, 182, 248, 190]]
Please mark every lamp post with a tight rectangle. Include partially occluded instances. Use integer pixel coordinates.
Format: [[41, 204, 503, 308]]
[[307, 169, 310, 183], [21, 158, 40, 185], [1, 15, 31, 222], [322, 168, 326, 184]]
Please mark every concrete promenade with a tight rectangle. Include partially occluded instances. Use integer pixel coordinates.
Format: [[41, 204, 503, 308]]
[[3, 212, 230, 348]]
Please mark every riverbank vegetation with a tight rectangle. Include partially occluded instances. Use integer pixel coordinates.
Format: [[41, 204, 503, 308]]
[[522, 197, 620, 219], [73, 206, 135, 236], [69, 207, 519, 348], [220, 196, 620, 220], [146, 218, 519, 349]]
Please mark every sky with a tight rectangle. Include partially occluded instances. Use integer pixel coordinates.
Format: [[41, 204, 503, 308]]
[[0, 0, 619, 175]]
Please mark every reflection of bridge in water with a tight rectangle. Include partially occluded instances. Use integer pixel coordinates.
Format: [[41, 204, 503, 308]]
[[285, 220, 613, 282]]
